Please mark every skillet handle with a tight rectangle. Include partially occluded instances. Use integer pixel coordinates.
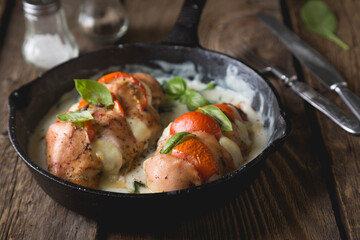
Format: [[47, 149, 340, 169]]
[[162, 0, 206, 47]]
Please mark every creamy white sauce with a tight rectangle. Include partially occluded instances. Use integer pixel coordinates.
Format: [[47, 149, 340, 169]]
[[28, 61, 268, 194]]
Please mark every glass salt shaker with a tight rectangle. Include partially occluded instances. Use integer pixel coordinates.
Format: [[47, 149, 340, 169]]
[[78, 0, 129, 44], [22, 0, 79, 70]]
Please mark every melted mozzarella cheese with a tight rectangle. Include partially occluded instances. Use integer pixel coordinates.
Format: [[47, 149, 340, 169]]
[[126, 118, 151, 143], [93, 138, 123, 176], [219, 136, 243, 168]]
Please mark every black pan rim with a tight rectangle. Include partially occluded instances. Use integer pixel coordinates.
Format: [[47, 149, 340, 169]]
[[8, 42, 291, 199]]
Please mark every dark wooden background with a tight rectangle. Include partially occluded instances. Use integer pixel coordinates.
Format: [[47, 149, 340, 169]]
[[1, 0, 359, 239]]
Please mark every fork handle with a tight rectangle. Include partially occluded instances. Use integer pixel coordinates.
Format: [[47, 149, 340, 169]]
[[261, 66, 360, 134]]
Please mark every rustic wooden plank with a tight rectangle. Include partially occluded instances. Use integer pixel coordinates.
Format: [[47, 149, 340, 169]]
[[201, 0, 341, 239], [121, 0, 184, 44], [0, 0, 5, 11], [0, 135, 97, 239], [0, 0, 7, 31], [285, 0, 360, 239]]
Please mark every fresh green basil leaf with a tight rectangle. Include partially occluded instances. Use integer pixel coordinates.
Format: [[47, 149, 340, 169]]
[[56, 110, 94, 123], [133, 181, 146, 193], [75, 79, 114, 107], [198, 105, 233, 131], [161, 132, 195, 155], [179, 94, 187, 104], [301, 0, 349, 50], [164, 77, 187, 98], [201, 82, 215, 91], [185, 89, 210, 111]]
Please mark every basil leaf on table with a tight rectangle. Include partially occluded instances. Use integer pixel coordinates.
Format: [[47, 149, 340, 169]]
[[75, 79, 114, 107], [56, 110, 94, 123], [164, 76, 187, 99], [301, 0, 349, 50], [185, 89, 210, 111], [198, 105, 233, 131], [161, 132, 195, 155]]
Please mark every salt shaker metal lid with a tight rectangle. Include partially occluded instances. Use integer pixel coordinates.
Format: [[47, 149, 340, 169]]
[[23, 0, 60, 15]]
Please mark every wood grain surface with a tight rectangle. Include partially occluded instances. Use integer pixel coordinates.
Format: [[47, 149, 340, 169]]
[[0, 0, 358, 239], [286, 1, 360, 239], [0, 0, 6, 31]]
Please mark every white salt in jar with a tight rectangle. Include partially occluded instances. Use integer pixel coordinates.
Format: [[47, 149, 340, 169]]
[[22, 0, 78, 70]]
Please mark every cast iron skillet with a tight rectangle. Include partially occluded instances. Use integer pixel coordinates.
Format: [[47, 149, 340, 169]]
[[8, 0, 290, 222]]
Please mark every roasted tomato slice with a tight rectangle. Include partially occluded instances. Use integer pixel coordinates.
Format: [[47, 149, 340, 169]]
[[170, 111, 222, 139], [98, 72, 147, 111], [171, 138, 218, 180]]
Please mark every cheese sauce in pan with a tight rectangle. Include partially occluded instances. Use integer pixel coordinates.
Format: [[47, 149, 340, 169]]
[[28, 62, 268, 193]]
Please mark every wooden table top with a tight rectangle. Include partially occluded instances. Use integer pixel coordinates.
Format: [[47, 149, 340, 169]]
[[1, 0, 359, 239]]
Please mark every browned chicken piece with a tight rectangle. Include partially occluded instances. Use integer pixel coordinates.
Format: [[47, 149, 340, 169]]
[[144, 103, 252, 193], [132, 72, 166, 109], [91, 108, 144, 172], [46, 121, 102, 189], [100, 73, 163, 147], [144, 131, 235, 192], [144, 154, 203, 192], [46, 72, 165, 189]]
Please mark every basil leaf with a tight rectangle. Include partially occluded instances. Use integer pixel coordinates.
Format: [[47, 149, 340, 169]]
[[164, 77, 187, 99], [179, 94, 187, 104], [185, 89, 210, 111], [133, 181, 146, 193], [161, 132, 195, 154], [201, 82, 215, 91], [301, 1, 349, 50], [56, 110, 94, 123], [75, 79, 114, 107], [198, 105, 233, 131]]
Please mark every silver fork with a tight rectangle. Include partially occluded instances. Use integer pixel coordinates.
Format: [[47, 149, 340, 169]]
[[228, 47, 360, 135]]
